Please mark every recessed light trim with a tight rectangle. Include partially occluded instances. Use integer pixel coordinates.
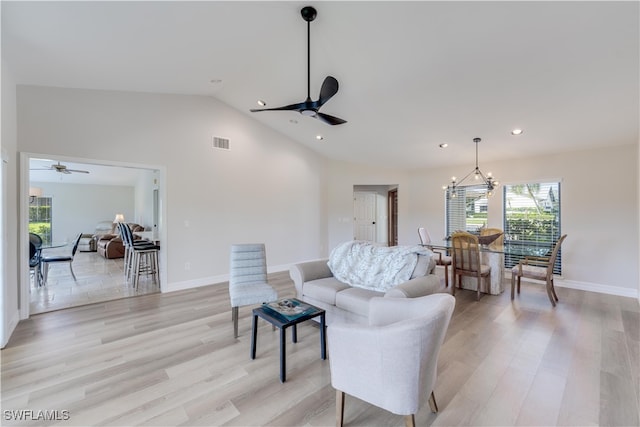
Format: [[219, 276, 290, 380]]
[[257, 100, 266, 107], [316, 135, 324, 140], [439, 143, 448, 148], [511, 129, 523, 135]]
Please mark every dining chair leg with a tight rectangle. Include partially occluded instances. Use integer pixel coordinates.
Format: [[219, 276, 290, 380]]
[[443, 264, 449, 288], [546, 281, 557, 307], [69, 262, 77, 281], [511, 274, 516, 300], [336, 390, 345, 427], [550, 278, 559, 301]]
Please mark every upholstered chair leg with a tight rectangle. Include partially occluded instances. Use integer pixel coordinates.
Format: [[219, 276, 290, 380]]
[[517, 276, 521, 293], [511, 274, 516, 300], [428, 391, 439, 413], [232, 306, 239, 338], [336, 390, 345, 427], [404, 414, 415, 427]]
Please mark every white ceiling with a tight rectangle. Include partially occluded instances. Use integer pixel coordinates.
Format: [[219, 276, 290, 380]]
[[4, 1, 638, 170]]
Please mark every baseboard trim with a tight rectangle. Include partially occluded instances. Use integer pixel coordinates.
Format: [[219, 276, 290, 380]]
[[554, 278, 638, 299], [1, 309, 20, 349]]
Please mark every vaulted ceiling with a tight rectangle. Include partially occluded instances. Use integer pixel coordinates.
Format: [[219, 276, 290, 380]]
[[4, 1, 638, 170]]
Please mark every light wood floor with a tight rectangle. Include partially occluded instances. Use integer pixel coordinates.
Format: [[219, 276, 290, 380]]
[[3, 272, 639, 426]]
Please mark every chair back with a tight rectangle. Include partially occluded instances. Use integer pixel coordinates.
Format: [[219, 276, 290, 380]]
[[329, 294, 456, 416], [29, 233, 43, 249], [229, 244, 267, 287], [417, 227, 431, 245], [71, 233, 83, 257], [545, 234, 567, 279], [451, 231, 482, 274]]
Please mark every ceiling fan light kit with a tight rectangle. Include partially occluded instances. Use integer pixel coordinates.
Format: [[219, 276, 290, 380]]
[[250, 6, 347, 126]]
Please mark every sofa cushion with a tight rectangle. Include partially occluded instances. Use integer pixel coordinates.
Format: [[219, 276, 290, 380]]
[[303, 278, 351, 305], [335, 287, 384, 317]]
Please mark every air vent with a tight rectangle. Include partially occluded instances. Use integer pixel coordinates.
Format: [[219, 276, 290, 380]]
[[212, 136, 230, 150]]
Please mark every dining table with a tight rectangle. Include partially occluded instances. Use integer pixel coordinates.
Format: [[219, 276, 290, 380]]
[[424, 240, 550, 295]]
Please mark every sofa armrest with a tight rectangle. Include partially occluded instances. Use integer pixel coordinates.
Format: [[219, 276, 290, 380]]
[[289, 259, 333, 297], [384, 274, 444, 298]]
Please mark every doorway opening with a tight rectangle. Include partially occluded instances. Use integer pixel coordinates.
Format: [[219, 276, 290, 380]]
[[353, 185, 398, 246], [21, 153, 166, 317]]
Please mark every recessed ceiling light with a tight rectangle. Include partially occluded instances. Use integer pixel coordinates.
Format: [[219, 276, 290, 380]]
[[289, 119, 298, 124], [316, 135, 324, 140], [511, 129, 523, 135], [257, 100, 266, 107], [439, 143, 448, 148], [210, 79, 222, 84]]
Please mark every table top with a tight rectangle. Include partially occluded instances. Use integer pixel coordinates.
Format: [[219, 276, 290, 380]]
[[427, 240, 550, 257], [253, 299, 324, 328]]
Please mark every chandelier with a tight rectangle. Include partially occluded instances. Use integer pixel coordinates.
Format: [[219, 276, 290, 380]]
[[444, 137, 499, 198]]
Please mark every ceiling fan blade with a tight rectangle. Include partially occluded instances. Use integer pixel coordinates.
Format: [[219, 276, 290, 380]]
[[318, 76, 339, 107], [250, 101, 306, 113], [67, 169, 90, 174], [315, 112, 347, 126]]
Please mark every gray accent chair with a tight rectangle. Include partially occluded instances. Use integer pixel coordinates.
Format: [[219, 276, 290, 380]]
[[229, 244, 278, 338], [329, 293, 455, 427]]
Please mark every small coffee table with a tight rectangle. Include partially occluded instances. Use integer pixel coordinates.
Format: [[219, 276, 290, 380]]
[[251, 299, 326, 382]]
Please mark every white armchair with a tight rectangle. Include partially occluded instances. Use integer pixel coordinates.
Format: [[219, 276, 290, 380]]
[[328, 293, 455, 427]]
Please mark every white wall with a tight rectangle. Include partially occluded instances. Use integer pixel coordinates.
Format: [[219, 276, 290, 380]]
[[16, 85, 328, 293], [1, 56, 20, 348], [405, 144, 638, 297], [30, 181, 135, 243]]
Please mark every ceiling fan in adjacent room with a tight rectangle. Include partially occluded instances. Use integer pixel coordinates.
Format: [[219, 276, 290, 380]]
[[250, 6, 347, 126], [31, 161, 90, 175]]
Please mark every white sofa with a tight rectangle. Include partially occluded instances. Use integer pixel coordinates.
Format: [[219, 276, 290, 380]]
[[290, 249, 445, 325]]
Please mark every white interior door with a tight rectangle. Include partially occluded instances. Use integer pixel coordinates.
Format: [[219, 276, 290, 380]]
[[354, 191, 377, 241]]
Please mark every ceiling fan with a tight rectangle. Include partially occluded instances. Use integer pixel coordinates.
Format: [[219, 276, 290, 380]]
[[250, 6, 347, 126], [31, 162, 90, 175]]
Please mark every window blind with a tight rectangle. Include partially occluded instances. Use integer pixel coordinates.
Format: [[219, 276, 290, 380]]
[[503, 182, 562, 274], [445, 185, 490, 238]]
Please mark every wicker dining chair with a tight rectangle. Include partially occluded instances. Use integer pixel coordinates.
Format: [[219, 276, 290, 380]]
[[451, 231, 491, 301]]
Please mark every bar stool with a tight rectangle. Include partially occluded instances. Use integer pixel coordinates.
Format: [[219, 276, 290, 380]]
[[118, 223, 160, 288]]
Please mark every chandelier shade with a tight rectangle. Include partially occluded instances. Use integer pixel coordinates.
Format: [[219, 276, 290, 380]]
[[444, 138, 498, 198]]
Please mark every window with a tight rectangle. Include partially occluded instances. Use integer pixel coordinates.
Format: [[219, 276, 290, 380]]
[[29, 196, 52, 245], [445, 185, 490, 237], [503, 182, 562, 274]]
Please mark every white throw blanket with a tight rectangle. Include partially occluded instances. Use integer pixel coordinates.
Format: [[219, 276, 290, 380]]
[[328, 241, 434, 292]]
